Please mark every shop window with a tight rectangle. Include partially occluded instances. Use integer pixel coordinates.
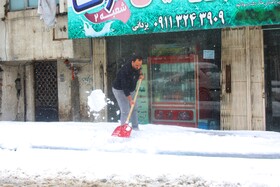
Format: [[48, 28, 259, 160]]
[[9, 0, 59, 11], [264, 27, 280, 132], [107, 30, 221, 129]]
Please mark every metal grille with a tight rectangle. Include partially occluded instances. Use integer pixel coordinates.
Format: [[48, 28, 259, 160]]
[[34, 62, 58, 121]]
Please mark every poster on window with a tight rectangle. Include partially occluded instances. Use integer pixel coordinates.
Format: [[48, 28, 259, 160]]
[[137, 64, 149, 124], [68, 0, 280, 39]]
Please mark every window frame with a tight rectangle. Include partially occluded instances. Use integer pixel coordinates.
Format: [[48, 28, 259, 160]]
[[9, 0, 59, 11]]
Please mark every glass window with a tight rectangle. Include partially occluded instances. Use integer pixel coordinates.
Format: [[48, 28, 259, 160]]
[[10, 1, 25, 11], [9, 0, 59, 11], [28, 0, 39, 8], [264, 27, 280, 132], [107, 30, 221, 129]]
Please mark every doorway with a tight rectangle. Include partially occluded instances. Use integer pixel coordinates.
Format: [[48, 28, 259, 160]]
[[264, 28, 280, 132], [34, 61, 59, 121]]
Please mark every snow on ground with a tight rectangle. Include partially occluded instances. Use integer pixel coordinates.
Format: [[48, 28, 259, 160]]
[[1, 121, 280, 187]]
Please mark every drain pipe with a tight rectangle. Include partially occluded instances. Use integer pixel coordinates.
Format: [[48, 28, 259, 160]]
[[90, 38, 93, 63], [23, 64, 27, 121]]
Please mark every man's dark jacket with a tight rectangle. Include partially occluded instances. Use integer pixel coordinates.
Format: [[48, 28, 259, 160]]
[[113, 62, 141, 97]]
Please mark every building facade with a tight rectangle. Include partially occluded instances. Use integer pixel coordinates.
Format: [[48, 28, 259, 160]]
[[0, 0, 279, 132]]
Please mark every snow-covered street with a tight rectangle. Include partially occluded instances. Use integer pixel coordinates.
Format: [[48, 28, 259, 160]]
[[1, 121, 280, 186]]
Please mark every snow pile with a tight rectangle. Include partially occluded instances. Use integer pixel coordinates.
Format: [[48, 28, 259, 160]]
[[87, 89, 107, 112], [87, 89, 115, 119]]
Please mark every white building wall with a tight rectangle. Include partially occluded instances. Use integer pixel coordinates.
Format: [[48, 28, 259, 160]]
[[0, 1, 7, 61], [25, 64, 35, 121], [0, 1, 99, 122], [0, 65, 19, 120], [6, 10, 72, 61]]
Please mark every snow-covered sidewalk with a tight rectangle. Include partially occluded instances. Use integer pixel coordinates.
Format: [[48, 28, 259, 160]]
[[1, 121, 280, 186]]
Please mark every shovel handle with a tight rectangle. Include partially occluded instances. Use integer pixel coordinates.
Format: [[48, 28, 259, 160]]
[[125, 79, 142, 124]]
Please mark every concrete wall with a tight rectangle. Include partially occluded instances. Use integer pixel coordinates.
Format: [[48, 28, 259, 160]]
[[57, 59, 95, 122], [57, 60, 72, 121], [6, 10, 69, 61], [0, 64, 20, 121], [25, 63, 35, 121], [0, 1, 7, 61], [92, 38, 108, 122], [0, 59, 97, 122], [0, 1, 102, 122], [1, 3, 90, 61]]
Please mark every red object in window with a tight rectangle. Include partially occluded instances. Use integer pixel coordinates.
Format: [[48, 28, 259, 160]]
[[71, 64, 75, 80], [154, 110, 193, 121]]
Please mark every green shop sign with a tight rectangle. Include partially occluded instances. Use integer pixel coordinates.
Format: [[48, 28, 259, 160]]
[[68, 0, 280, 39]]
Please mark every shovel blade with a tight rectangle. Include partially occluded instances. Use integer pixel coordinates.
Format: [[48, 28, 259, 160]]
[[111, 124, 132, 137]]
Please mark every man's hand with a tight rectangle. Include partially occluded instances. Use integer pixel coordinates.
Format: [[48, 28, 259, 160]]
[[139, 74, 144, 80], [130, 100, 135, 106], [127, 95, 135, 106]]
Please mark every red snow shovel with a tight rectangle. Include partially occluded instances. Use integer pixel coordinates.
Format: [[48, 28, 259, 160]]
[[112, 79, 142, 138]]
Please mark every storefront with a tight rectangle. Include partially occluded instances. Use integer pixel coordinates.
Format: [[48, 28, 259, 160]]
[[67, 0, 280, 131], [106, 30, 221, 129]]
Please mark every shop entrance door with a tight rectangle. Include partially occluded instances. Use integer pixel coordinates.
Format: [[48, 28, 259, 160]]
[[264, 29, 280, 132]]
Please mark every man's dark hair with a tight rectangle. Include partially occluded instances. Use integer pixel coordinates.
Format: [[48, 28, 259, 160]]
[[131, 54, 143, 62]]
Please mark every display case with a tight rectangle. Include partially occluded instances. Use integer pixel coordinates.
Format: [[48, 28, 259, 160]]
[[149, 54, 199, 127]]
